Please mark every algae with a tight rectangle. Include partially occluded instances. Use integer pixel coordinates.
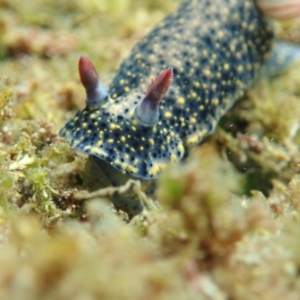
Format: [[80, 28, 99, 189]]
[[0, 0, 300, 299]]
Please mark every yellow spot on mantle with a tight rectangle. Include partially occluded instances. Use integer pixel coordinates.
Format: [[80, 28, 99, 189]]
[[177, 97, 185, 105], [193, 81, 201, 88], [149, 138, 154, 146], [203, 69, 211, 77], [178, 144, 184, 154], [237, 65, 244, 72], [91, 147, 108, 157], [164, 111, 172, 118], [217, 31, 224, 38], [149, 163, 166, 177], [187, 134, 199, 145], [190, 117, 196, 124], [110, 123, 120, 130], [190, 91, 197, 98], [126, 165, 138, 174], [212, 98, 219, 106]]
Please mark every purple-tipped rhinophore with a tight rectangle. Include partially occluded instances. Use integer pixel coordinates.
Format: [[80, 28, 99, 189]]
[[135, 67, 173, 125], [78, 56, 108, 108]]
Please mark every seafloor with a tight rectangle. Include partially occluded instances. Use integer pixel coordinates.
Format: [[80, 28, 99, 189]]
[[1, 0, 300, 299]]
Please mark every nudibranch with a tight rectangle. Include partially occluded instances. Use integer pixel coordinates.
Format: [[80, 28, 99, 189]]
[[59, 0, 300, 215]]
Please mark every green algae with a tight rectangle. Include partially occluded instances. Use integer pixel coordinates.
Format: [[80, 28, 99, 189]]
[[0, 0, 300, 299]]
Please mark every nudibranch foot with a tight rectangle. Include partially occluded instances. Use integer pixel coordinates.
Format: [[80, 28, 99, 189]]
[[86, 156, 157, 217], [260, 41, 300, 79]]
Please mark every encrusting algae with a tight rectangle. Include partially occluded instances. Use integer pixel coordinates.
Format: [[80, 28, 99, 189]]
[[0, 0, 300, 299]]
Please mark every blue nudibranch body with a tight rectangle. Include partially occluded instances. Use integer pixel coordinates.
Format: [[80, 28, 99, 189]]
[[60, 0, 300, 184]]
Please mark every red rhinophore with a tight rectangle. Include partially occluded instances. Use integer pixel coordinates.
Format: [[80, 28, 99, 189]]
[[78, 56, 99, 91], [136, 68, 173, 125], [145, 67, 173, 104]]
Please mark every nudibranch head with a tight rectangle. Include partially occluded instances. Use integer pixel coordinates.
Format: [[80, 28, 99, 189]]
[[59, 57, 184, 179]]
